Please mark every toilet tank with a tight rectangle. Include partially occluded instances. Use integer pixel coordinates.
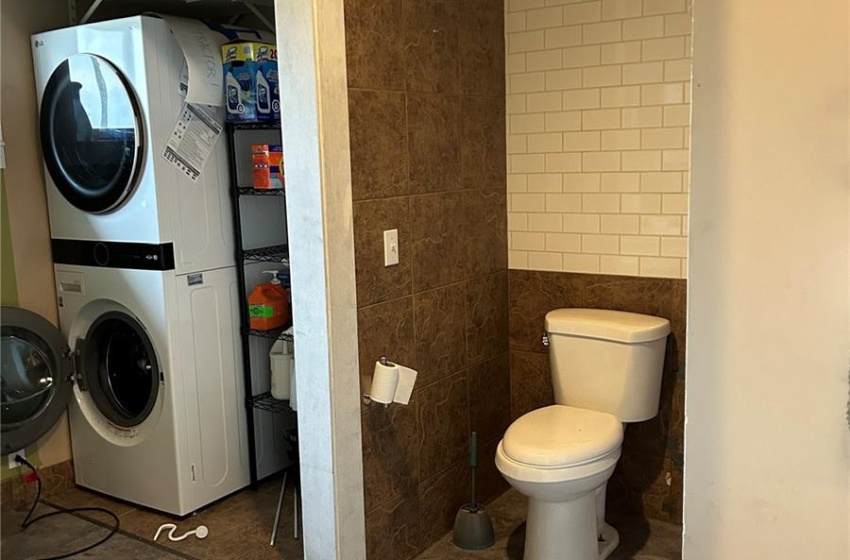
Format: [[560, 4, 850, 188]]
[[545, 309, 671, 422]]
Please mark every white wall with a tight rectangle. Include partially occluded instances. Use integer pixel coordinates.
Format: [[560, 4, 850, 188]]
[[684, 0, 849, 557], [505, 0, 692, 278], [274, 0, 366, 557]]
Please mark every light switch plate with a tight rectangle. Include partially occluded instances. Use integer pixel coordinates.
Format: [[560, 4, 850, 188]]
[[383, 229, 399, 267]]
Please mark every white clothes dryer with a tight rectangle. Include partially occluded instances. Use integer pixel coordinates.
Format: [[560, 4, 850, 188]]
[[32, 16, 235, 274], [1, 263, 250, 515]]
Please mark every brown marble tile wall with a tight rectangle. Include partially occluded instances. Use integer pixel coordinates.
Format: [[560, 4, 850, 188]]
[[345, 0, 506, 557], [509, 269, 686, 525]]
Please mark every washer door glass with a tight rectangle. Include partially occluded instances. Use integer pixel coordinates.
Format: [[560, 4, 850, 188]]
[[80, 312, 159, 428], [1, 307, 73, 454], [40, 54, 143, 214]]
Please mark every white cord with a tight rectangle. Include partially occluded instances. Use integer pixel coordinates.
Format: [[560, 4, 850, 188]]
[[153, 523, 209, 542]]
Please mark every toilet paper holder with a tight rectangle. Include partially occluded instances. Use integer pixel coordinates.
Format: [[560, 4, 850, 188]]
[[362, 356, 417, 408]]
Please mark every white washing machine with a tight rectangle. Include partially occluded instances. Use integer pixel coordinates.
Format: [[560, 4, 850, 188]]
[[2, 264, 250, 515], [16, 15, 288, 512], [32, 16, 234, 274]]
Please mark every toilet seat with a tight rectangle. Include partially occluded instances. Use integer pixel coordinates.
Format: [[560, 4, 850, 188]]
[[503, 405, 623, 468], [496, 405, 624, 484]]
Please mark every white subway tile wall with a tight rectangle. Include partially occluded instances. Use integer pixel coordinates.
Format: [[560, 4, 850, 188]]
[[506, 0, 691, 278]]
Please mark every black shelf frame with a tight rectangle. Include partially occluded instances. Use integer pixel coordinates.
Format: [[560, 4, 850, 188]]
[[231, 121, 281, 131], [242, 244, 289, 264], [247, 327, 295, 341], [237, 187, 286, 197], [227, 121, 292, 487], [247, 392, 293, 415]]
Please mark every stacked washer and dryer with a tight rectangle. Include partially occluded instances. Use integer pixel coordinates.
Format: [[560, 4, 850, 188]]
[[27, 16, 264, 515]]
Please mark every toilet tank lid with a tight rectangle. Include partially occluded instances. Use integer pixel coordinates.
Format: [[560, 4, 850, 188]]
[[545, 309, 671, 343]]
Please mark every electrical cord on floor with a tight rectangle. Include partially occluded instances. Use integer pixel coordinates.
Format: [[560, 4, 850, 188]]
[[16, 455, 120, 560]]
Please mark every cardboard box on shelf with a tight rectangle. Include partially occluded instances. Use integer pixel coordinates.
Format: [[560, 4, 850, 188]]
[[252, 144, 284, 189]]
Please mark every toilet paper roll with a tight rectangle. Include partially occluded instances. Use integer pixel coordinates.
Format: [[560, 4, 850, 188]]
[[369, 361, 418, 405], [369, 362, 399, 404], [393, 365, 417, 405]]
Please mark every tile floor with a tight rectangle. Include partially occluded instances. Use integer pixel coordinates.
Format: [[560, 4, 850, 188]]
[[1, 475, 302, 560], [2, 503, 187, 560], [416, 490, 682, 560], [2, 483, 681, 559]]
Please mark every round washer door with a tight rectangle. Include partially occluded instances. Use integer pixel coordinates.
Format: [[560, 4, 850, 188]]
[[79, 311, 160, 428], [40, 53, 144, 214], [1, 307, 73, 454]]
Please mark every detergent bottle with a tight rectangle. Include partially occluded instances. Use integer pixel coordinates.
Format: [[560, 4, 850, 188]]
[[248, 271, 290, 330], [256, 69, 271, 115], [269, 338, 292, 400], [225, 72, 243, 116]]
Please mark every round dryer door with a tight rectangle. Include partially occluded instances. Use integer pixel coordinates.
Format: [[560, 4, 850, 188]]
[[1, 307, 73, 454], [40, 53, 144, 214], [78, 311, 160, 428]]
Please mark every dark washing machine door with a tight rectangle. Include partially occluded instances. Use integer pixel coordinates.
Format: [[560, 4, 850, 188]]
[[40, 53, 144, 214], [1, 307, 73, 454], [77, 311, 160, 428]]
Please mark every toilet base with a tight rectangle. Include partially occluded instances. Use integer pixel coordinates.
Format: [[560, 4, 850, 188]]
[[523, 494, 620, 560], [598, 523, 619, 559]]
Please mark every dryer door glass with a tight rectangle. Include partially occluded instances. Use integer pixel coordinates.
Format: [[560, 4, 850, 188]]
[[40, 54, 143, 214], [80, 311, 159, 428], [0, 307, 73, 454], [1, 337, 53, 424]]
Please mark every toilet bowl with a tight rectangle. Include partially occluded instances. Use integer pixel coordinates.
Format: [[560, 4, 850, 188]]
[[496, 309, 670, 560], [496, 405, 623, 560]]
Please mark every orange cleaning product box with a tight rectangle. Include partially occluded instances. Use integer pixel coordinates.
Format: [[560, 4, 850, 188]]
[[252, 144, 284, 189]]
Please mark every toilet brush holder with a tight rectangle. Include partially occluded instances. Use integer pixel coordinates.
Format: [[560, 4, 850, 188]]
[[452, 432, 495, 550], [452, 504, 495, 550]]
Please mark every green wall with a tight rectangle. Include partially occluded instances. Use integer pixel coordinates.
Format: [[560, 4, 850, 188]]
[[1, 172, 18, 306]]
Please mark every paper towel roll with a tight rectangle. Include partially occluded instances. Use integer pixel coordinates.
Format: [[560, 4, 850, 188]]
[[370, 362, 399, 404]]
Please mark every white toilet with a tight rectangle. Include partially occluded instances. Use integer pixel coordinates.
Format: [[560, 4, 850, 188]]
[[496, 308, 671, 560]]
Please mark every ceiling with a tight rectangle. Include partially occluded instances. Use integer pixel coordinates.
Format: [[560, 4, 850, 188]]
[[73, 0, 276, 27]]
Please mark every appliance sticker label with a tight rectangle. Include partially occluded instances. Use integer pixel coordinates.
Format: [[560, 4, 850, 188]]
[[161, 16, 227, 106], [55, 271, 85, 296], [59, 281, 83, 294], [162, 103, 223, 183], [178, 60, 189, 97], [249, 304, 274, 318]]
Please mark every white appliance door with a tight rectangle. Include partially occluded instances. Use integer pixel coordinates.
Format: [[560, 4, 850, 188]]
[[39, 53, 144, 214]]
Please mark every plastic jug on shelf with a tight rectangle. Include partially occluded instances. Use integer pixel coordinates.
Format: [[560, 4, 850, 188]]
[[269, 339, 293, 400], [248, 270, 290, 331]]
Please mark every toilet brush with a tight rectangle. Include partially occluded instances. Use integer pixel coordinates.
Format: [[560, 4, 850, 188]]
[[452, 432, 495, 550]]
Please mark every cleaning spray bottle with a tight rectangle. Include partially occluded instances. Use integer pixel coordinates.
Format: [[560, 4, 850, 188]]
[[248, 271, 290, 331]]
